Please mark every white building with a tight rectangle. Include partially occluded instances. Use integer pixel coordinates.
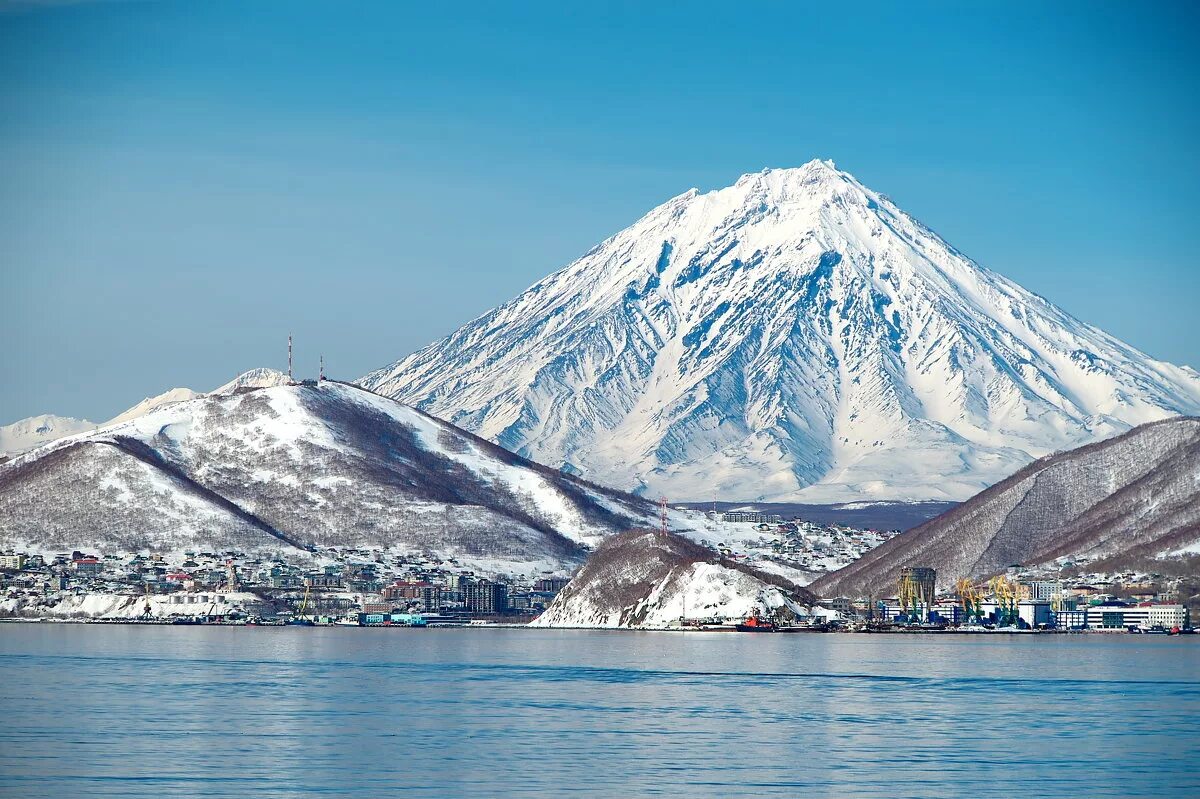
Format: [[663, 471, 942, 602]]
[[1085, 603, 1188, 630], [1146, 604, 1188, 629], [1054, 608, 1088, 630], [1018, 599, 1053, 628]]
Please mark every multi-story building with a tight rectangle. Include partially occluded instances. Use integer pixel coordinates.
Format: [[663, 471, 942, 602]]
[[423, 585, 443, 610], [1145, 604, 1189, 629], [508, 593, 536, 611], [1083, 603, 1188, 630], [534, 577, 571, 594], [1022, 580, 1060, 601], [71, 557, 103, 577], [465, 580, 508, 614], [817, 596, 852, 615], [384, 581, 442, 610], [270, 574, 301, 589], [1053, 608, 1088, 630], [0, 552, 27, 571]]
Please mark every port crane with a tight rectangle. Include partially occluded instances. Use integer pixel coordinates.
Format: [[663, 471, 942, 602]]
[[298, 584, 312, 619], [898, 570, 934, 623], [955, 577, 982, 623], [287, 584, 316, 625], [987, 575, 1026, 626]]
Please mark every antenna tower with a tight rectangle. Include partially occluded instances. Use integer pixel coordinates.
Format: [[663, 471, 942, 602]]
[[319, 354, 325, 382], [659, 496, 669, 536], [287, 334, 293, 382]]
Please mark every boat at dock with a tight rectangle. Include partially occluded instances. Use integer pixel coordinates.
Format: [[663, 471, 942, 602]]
[[735, 616, 777, 633]]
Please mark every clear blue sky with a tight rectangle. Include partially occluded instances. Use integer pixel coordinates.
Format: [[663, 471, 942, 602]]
[[2, 0, 1197, 422]]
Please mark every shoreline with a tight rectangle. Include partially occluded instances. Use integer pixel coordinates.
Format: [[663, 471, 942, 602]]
[[2, 617, 1193, 636]]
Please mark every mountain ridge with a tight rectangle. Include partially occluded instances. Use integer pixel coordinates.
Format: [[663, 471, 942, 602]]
[[530, 528, 816, 629], [0, 380, 664, 576], [809, 415, 1200, 598]]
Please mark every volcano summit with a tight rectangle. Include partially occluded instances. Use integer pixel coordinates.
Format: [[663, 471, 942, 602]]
[[362, 160, 1200, 502]]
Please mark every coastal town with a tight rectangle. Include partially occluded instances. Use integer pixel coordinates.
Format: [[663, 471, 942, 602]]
[[1, 511, 1192, 633], [0, 544, 571, 626]]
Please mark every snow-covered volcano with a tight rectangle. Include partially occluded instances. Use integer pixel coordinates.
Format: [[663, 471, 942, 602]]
[[361, 160, 1200, 502]]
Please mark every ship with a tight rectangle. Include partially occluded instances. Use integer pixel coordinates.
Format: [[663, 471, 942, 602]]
[[735, 616, 777, 633]]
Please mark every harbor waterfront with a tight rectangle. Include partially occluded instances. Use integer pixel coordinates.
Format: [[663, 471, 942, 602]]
[[2, 625, 1198, 799]]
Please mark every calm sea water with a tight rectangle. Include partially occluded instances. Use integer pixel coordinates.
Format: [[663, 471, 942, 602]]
[[1, 625, 1198, 799]]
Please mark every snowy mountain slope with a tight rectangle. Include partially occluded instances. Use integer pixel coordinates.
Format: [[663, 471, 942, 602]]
[[212, 367, 290, 394], [0, 414, 96, 459], [0, 380, 661, 574], [361, 160, 1200, 502], [0, 438, 293, 555], [0, 368, 291, 458], [105, 387, 201, 426], [809, 417, 1200, 598], [530, 528, 814, 628]]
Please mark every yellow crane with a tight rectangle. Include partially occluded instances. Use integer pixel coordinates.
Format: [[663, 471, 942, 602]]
[[955, 577, 981, 622], [287, 584, 316, 626], [898, 568, 936, 623], [988, 575, 1025, 626]]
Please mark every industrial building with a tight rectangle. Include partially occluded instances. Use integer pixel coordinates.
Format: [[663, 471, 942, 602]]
[[897, 567, 937, 619], [1017, 600, 1053, 628]]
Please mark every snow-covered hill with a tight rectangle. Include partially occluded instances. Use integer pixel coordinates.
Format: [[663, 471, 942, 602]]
[[0, 414, 96, 459], [105, 387, 201, 427], [530, 528, 814, 629], [0, 380, 660, 575], [0, 368, 290, 458], [810, 416, 1200, 598], [212, 367, 291, 394], [361, 160, 1200, 502]]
